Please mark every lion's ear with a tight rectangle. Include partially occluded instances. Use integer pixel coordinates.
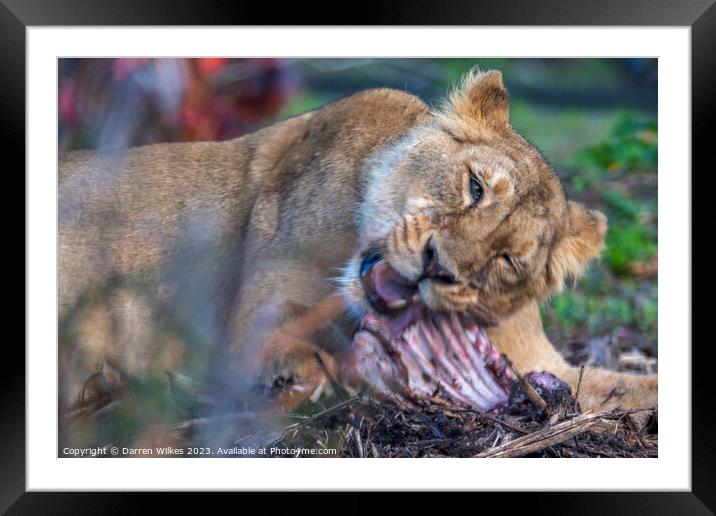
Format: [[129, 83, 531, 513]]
[[449, 70, 510, 129], [548, 201, 607, 290]]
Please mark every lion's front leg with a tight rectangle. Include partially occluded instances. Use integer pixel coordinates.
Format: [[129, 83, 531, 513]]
[[487, 301, 657, 413], [226, 283, 348, 413], [559, 366, 657, 413], [251, 337, 340, 413]]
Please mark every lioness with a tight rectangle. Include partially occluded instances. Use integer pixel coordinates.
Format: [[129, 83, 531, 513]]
[[59, 70, 656, 416]]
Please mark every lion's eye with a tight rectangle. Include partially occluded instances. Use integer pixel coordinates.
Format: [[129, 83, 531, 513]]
[[469, 176, 483, 206], [502, 254, 515, 269]]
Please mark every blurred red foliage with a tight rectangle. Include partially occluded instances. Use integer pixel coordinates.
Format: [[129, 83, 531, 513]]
[[59, 58, 300, 151]]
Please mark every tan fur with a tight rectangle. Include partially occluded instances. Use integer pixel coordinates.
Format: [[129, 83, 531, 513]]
[[59, 71, 656, 414]]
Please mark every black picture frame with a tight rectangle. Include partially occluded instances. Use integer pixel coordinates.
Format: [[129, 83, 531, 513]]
[[6, 0, 707, 512]]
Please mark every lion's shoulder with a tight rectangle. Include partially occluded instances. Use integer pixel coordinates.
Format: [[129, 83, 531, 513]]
[[316, 88, 430, 130]]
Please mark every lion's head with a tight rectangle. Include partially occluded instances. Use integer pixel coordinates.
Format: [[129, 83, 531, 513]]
[[341, 70, 606, 332]]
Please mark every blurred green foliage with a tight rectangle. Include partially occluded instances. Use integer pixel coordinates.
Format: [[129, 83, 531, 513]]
[[540, 116, 657, 349], [573, 119, 658, 174]]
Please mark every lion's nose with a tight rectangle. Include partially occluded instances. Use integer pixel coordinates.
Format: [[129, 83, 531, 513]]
[[422, 240, 456, 283]]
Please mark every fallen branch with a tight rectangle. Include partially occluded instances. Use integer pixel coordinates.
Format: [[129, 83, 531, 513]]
[[352, 427, 364, 458], [573, 365, 585, 410], [475, 411, 605, 458]]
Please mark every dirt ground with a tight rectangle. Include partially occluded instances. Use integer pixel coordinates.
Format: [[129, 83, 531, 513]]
[[266, 393, 657, 459], [63, 343, 657, 458], [259, 344, 658, 458]]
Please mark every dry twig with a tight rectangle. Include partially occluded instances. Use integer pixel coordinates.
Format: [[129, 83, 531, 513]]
[[503, 355, 548, 412], [476, 411, 605, 458]]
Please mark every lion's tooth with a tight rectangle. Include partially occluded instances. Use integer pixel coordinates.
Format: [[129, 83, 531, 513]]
[[387, 299, 408, 310]]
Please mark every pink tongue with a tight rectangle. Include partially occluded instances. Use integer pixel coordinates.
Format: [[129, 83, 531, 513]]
[[387, 303, 424, 337], [371, 261, 415, 304]]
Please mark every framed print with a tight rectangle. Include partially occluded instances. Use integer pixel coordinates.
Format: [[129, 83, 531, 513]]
[[8, 0, 709, 511]]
